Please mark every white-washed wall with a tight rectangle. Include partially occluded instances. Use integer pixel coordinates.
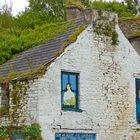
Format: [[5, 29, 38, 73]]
[[5, 23, 140, 139], [23, 25, 140, 140]]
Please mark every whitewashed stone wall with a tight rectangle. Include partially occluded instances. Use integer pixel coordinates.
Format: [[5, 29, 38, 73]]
[[3, 23, 140, 139], [21, 24, 140, 140], [8, 80, 39, 126]]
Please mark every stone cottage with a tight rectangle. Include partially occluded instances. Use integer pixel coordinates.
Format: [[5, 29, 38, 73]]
[[0, 7, 140, 140]]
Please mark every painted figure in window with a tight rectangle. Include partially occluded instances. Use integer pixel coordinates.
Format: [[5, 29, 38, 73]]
[[63, 83, 76, 107]]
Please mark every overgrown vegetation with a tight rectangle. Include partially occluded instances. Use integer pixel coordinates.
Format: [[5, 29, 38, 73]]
[[93, 18, 118, 45], [0, 25, 86, 83], [0, 13, 73, 65], [62, 25, 87, 49], [90, 0, 137, 17], [0, 0, 74, 65], [65, 0, 86, 10], [0, 0, 138, 65], [0, 123, 43, 140], [119, 16, 140, 38]]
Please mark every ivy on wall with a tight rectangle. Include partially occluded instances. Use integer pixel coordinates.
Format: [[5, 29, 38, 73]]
[[93, 17, 119, 45], [10, 81, 29, 125]]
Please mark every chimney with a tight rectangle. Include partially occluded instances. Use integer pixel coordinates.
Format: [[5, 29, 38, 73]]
[[66, 6, 84, 21]]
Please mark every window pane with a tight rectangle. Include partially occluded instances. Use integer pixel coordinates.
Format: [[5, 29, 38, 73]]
[[62, 74, 68, 90], [69, 74, 77, 91], [61, 72, 79, 111], [136, 79, 140, 123]]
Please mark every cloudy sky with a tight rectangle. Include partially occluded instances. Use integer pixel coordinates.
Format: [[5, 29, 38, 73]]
[[0, 0, 29, 15]]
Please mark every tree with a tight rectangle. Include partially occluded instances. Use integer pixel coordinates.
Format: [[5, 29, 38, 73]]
[[0, 0, 12, 15], [28, 0, 65, 19], [125, 0, 137, 14], [81, 0, 89, 6], [0, 1, 14, 28]]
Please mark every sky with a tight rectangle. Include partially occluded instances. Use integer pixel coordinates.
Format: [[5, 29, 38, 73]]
[[0, 0, 29, 15], [0, 0, 139, 16]]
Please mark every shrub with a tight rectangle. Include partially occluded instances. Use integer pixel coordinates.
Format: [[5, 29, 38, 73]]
[[93, 18, 119, 45], [112, 30, 119, 45], [0, 123, 43, 140], [90, 1, 136, 17]]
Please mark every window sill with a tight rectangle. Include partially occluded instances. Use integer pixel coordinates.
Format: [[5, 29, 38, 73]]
[[132, 125, 140, 130], [62, 108, 83, 112]]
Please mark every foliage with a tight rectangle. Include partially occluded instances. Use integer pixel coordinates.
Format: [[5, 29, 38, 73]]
[[10, 81, 29, 125], [90, 1, 137, 17], [119, 16, 140, 38], [112, 30, 119, 45], [81, 0, 90, 6], [119, 16, 140, 22], [28, 0, 65, 19], [0, 123, 43, 140], [0, 0, 75, 65], [61, 25, 87, 53], [94, 19, 118, 45], [65, 0, 86, 10], [0, 124, 9, 140], [0, 13, 72, 65]]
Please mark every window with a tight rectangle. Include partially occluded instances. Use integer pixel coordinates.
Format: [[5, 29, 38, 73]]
[[61, 71, 79, 111], [55, 133, 95, 140], [136, 79, 140, 124]]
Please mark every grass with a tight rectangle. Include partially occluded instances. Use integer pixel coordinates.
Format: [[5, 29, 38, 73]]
[[119, 16, 140, 23], [90, 1, 136, 17], [65, 0, 86, 10], [0, 26, 86, 83], [0, 22, 73, 65], [119, 16, 140, 39]]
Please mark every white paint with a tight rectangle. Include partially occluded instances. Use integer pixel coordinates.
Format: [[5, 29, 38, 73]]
[[23, 24, 140, 139], [1, 14, 140, 139]]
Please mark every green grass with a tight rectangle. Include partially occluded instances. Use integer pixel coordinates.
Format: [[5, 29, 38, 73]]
[[65, 0, 86, 10], [119, 16, 140, 23], [90, 1, 136, 17], [0, 22, 73, 65], [119, 16, 140, 38]]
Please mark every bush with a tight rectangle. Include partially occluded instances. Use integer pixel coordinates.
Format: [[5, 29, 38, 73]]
[[90, 1, 136, 17], [0, 123, 43, 140], [112, 30, 119, 45], [0, 10, 73, 65], [0, 124, 9, 140], [93, 18, 119, 45]]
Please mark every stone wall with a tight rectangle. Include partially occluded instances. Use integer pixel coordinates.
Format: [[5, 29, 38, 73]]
[[8, 80, 39, 126], [0, 8, 140, 140], [18, 24, 140, 140], [66, 6, 117, 25]]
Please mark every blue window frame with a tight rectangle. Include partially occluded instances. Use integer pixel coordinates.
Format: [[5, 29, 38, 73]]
[[55, 133, 95, 140], [136, 79, 140, 124], [61, 71, 79, 111]]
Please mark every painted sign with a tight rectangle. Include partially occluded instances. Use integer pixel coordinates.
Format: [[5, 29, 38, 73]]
[[61, 72, 79, 110], [55, 133, 95, 140]]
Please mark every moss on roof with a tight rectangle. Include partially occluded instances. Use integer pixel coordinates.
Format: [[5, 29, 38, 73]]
[[119, 16, 140, 39], [65, 0, 86, 10]]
